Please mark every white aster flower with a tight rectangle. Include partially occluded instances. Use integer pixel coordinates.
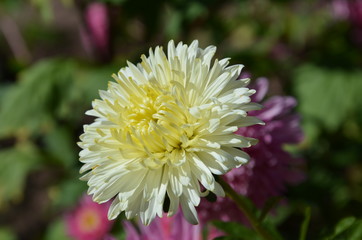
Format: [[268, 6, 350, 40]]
[[78, 40, 263, 225]]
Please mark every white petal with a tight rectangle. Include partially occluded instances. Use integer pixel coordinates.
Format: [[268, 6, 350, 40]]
[[180, 196, 199, 225]]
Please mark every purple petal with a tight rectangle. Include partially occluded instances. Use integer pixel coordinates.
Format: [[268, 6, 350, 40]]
[[256, 96, 297, 121], [250, 77, 269, 102]]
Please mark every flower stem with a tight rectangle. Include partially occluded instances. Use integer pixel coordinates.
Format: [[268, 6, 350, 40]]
[[218, 177, 275, 240]]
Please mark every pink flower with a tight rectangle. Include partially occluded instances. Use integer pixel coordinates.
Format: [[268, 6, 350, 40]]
[[331, 0, 362, 45], [65, 195, 114, 240], [332, 0, 351, 20], [331, 0, 362, 26], [198, 77, 305, 223], [124, 210, 223, 240], [84, 2, 109, 55]]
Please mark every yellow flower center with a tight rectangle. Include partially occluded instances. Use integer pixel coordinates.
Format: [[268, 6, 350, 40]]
[[117, 83, 197, 169], [78, 209, 101, 233], [124, 85, 159, 132]]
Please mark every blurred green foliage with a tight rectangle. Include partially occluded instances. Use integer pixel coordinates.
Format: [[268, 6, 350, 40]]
[[0, 227, 16, 240], [44, 219, 71, 240], [324, 217, 362, 240], [0, 0, 361, 239], [294, 65, 362, 133], [0, 142, 41, 208]]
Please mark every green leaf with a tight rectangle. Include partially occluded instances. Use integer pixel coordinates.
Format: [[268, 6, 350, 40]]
[[299, 207, 311, 240], [52, 175, 87, 209], [293, 65, 362, 132], [63, 64, 113, 121], [263, 222, 284, 240], [30, 0, 53, 22], [213, 221, 260, 240], [258, 196, 282, 222], [0, 142, 41, 208], [0, 228, 16, 240], [45, 219, 71, 240], [0, 59, 75, 138], [164, 8, 182, 38], [334, 217, 356, 235], [44, 126, 77, 168], [186, 2, 206, 20], [1, 0, 23, 12], [324, 217, 362, 240]]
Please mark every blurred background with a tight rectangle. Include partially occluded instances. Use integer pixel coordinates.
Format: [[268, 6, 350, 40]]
[[0, 0, 361, 239]]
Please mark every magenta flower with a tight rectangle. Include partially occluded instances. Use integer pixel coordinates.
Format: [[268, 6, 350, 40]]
[[198, 77, 305, 223], [124, 210, 223, 240], [84, 2, 109, 56], [332, 0, 362, 26], [331, 0, 362, 44], [65, 195, 114, 240]]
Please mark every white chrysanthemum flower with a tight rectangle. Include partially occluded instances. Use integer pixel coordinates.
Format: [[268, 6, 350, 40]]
[[78, 40, 263, 225]]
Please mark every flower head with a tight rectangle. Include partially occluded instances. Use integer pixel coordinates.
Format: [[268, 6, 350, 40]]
[[78, 40, 262, 225], [123, 210, 223, 240], [65, 195, 114, 240], [198, 77, 305, 223]]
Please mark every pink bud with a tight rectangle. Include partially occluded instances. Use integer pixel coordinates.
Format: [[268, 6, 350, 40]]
[[85, 3, 109, 55]]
